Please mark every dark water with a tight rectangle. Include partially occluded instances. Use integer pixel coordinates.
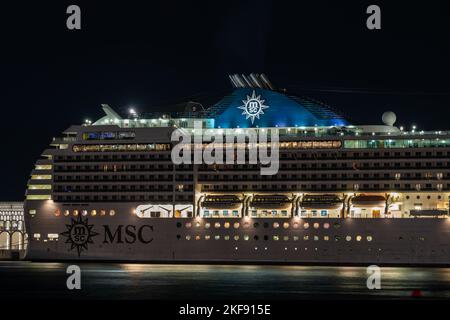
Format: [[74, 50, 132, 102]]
[[1, 261, 450, 299]]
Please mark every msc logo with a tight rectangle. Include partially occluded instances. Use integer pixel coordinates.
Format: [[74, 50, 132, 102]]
[[61, 216, 99, 257], [103, 225, 154, 244], [238, 90, 269, 124]]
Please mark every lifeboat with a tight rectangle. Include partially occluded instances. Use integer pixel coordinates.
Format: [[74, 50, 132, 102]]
[[301, 194, 342, 209], [351, 194, 386, 207], [201, 195, 242, 209], [250, 194, 291, 209]]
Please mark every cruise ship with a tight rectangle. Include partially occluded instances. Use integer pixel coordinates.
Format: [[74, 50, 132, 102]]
[[24, 74, 450, 264]]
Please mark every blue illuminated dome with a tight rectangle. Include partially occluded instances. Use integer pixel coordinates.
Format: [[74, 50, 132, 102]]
[[207, 87, 350, 129]]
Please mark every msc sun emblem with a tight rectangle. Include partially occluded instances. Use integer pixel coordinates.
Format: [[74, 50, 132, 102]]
[[238, 90, 269, 124], [60, 215, 99, 257]]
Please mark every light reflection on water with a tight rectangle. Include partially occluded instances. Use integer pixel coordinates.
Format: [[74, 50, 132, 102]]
[[1, 261, 450, 299]]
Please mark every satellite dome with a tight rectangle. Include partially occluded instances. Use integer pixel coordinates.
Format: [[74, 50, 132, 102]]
[[382, 111, 396, 126]]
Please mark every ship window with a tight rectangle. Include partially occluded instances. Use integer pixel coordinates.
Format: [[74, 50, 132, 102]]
[[303, 223, 309, 229], [224, 222, 230, 229], [54, 209, 61, 217], [205, 223, 210, 229], [283, 222, 289, 229], [205, 235, 210, 240], [324, 223, 330, 229], [293, 223, 299, 229], [234, 235, 240, 241], [223, 210, 229, 216], [91, 210, 97, 217], [48, 234, 59, 240], [232, 210, 239, 217], [203, 210, 210, 217], [273, 235, 279, 241], [283, 236, 289, 241], [100, 210, 106, 216], [313, 223, 319, 229], [367, 236, 373, 242], [64, 210, 70, 216], [273, 222, 279, 229], [195, 235, 200, 240], [293, 236, 299, 241], [244, 235, 250, 241], [303, 235, 309, 241], [28, 209, 36, 216], [314, 236, 319, 241], [185, 222, 192, 228], [195, 222, 201, 228], [334, 235, 340, 241], [33, 233, 41, 240], [73, 210, 79, 216], [215, 235, 220, 240], [82, 210, 88, 216], [109, 210, 116, 216], [234, 222, 240, 229], [346, 236, 352, 241], [214, 222, 221, 228], [224, 235, 230, 240], [185, 235, 191, 240], [324, 236, 329, 241], [356, 235, 362, 242]]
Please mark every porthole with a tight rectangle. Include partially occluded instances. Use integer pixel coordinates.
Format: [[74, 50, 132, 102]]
[[54, 209, 61, 217], [185, 222, 192, 228], [82, 210, 88, 216], [313, 223, 319, 229], [214, 235, 220, 240], [293, 223, 299, 229], [224, 235, 230, 240], [91, 210, 97, 217], [73, 210, 79, 216], [303, 235, 309, 241], [367, 236, 373, 242], [283, 236, 289, 241], [303, 223, 309, 229], [244, 235, 250, 241], [356, 235, 362, 242], [64, 210, 70, 216], [283, 222, 289, 229], [333, 222, 340, 229], [224, 222, 230, 229], [273, 222, 280, 228], [273, 235, 279, 241], [234, 235, 240, 241], [314, 236, 319, 241], [334, 235, 340, 242], [109, 210, 116, 216], [323, 223, 330, 229], [293, 236, 299, 241], [324, 236, 329, 241], [185, 235, 191, 240], [214, 222, 221, 228], [100, 210, 106, 216], [195, 235, 200, 240], [346, 235, 352, 242], [195, 222, 201, 228], [205, 223, 211, 229], [234, 222, 240, 229]]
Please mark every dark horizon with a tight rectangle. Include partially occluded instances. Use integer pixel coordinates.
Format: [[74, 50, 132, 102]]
[[1, 0, 450, 200]]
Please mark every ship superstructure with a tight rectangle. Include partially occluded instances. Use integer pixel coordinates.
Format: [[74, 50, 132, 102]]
[[24, 74, 450, 264]]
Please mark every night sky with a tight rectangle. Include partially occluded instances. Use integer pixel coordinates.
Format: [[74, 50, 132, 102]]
[[1, 0, 450, 200]]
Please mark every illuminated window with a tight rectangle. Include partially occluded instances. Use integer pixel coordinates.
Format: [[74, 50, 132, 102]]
[[314, 236, 319, 241], [313, 223, 319, 229], [35, 164, 52, 170], [303, 223, 309, 229], [195, 222, 201, 228], [334, 235, 340, 241], [214, 235, 220, 240], [185, 222, 192, 228], [26, 195, 51, 200], [185, 235, 191, 240], [356, 235, 362, 242], [82, 210, 88, 216], [273, 235, 279, 241], [205, 235, 210, 240], [367, 236, 373, 242], [28, 209, 36, 216], [324, 236, 329, 241], [283, 222, 289, 229], [205, 223, 210, 229], [273, 222, 279, 228], [54, 209, 61, 217], [33, 233, 41, 240], [224, 222, 230, 229], [195, 235, 200, 240], [31, 175, 52, 180], [283, 236, 289, 241], [244, 235, 250, 241], [100, 210, 106, 216], [233, 222, 240, 229], [234, 235, 239, 241], [64, 210, 70, 216], [346, 235, 352, 241], [109, 210, 116, 216], [303, 235, 309, 241], [91, 210, 97, 217], [293, 223, 299, 229], [224, 235, 230, 240], [28, 185, 52, 190], [73, 210, 79, 216], [324, 223, 330, 229], [293, 236, 299, 241], [214, 222, 221, 228]]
